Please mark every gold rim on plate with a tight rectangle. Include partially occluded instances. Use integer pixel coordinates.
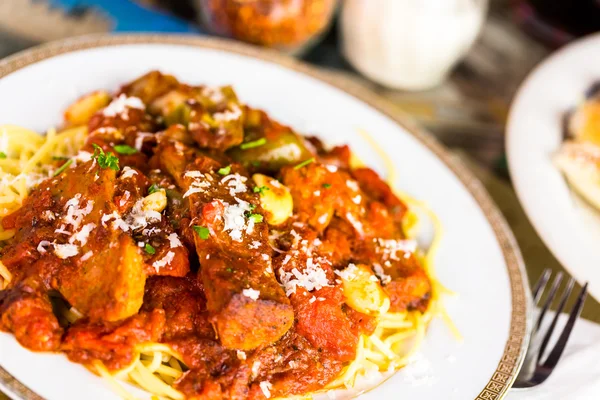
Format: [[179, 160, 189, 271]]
[[0, 34, 531, 400]]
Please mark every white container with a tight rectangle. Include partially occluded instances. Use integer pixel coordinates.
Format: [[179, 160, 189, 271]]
[[340, 0, 488, 90]]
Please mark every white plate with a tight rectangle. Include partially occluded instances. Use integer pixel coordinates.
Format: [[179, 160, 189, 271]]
[[0, 35, 529, 400], [507, 32, 600, 301]]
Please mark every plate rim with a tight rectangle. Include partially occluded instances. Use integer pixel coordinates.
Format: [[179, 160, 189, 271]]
[[0, 33, 531, 400], [506, 32, 600, 298]]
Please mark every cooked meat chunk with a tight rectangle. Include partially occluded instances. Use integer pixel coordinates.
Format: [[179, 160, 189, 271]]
[[201, 254, 294, 350]]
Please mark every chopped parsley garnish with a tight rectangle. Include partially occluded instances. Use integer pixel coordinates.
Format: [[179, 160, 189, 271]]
[[52, 155, 70, 161], [113, 144, 138, 155], [218, 165, 231, 175], [144, 243, 156, 255], [248, 204, 256, 211], [0, 152, 7, 159], [193, 225, 210, 240], [322, 183, 331, 189], [251, 161, 261, 167], [240, 138, 266, 150], [148, 184, 161, 194], [248, 213, 263, 223], [293, 157, 315, 170], [92, 144, 120, 171], [253, 186, 269, 195], [53, 159, 73, 177], [226, 267, 234, 273]]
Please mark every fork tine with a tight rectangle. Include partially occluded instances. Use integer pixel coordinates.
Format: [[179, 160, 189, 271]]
[[532, 269, 552, 303], [541, 283, 588, 369], [537, 278, 575, 363], [536, 272, 563, 331]]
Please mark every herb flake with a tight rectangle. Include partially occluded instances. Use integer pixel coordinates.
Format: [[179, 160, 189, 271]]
[[114, 144, 138, 155], [253, 186, 269, 195], [53, 159, 73, 177], [218, 165, 231, 175], [240, 138, 266, 150], [248, 213, 263, 223], [293, 157, 315, 170], [193, 225, 210, 240], [148, 184, 160, 194], [144, 243, 156, 255], [92, 144, 120, 171]]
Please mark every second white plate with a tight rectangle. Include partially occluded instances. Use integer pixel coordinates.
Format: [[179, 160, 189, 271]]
[[507, 32, 600, 300]]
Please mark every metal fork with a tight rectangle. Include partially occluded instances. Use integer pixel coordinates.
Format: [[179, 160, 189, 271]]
[[513, 269, 588, 388]]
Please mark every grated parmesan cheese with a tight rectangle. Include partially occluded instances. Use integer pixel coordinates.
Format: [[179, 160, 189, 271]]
[[101, 199, 161, 233], [73, 151, 93, 164], [152, 251, 175, 272], [346, 180, 359, 191], [236, 350, 247, 360], [334, 263, 359, 280], [261, 143, 301, 163], [213, 104, 242, 122], [102, 94, 144, 118], [37, 240, 52, 254], [125, 199, 162, 231], [54, 243, 79, 259], [374, 238, 417, 260], [279, 257, 330, 296], [317, 214, 328, 225], [345, 212, 364, 236], [221, 173, 247, 196], [242, 288, 260, 301], [55, 225, 70, 235], [289, 229, 301, 244], [251, 361, 261, 378], [167, 233, 182, 248], [259, 381, 272, 399], [373, 263, 392, 285], [63, 194, 94, 231], [42, 210, 56, 221], [201, 86, 226, 104], [121, 166, 138, 179], [183, 171, 211, 198], [222, 198, 254, 241], [134, 132, 153, 151], [80, 251, 93, 262], [69, 223, 96, 247]]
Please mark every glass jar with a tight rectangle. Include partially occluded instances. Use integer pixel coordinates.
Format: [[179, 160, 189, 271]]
[[197, 0, 338, 55]]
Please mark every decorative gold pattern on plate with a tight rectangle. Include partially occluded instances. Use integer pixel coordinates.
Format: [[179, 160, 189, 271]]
[[0, 34, 532, 400]]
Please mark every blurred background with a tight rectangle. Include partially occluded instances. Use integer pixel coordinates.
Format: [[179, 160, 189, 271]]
[[1, 0, 600, 319], [5, 0, 600, 171]]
